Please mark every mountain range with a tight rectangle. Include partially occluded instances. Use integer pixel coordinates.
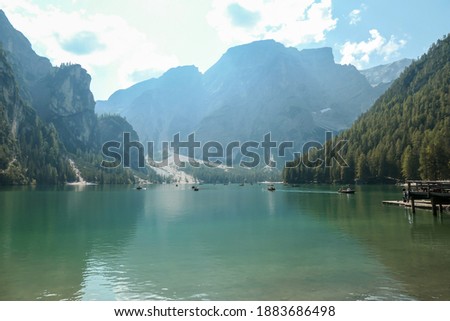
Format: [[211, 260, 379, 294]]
[[0, 8, 430, 185], [96, 40, 411, 164]]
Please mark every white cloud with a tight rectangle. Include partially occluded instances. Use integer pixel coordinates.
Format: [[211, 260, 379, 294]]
[[348, 9, 361, 25], [380, 36, 407, 57], [207, 0, 337, 47], [0, 0, 179, 98], [339, 29, 407, 68]]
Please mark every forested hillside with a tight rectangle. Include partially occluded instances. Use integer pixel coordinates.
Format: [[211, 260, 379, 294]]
[[283, 34, 450, 184], [0, 11, 152, 185], [0, 47, 76, 184]]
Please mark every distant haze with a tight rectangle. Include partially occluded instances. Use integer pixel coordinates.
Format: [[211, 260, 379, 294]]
[[96, 40, 410, 163]]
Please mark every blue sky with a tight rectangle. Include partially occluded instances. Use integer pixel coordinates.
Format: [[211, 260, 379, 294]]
[[0, 0, 448, 100]]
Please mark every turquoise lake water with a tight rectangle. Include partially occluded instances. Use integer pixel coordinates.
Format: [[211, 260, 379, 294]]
[[0, 184, 449, 300]]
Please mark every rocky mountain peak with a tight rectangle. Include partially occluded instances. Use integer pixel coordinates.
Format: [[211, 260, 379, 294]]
[[298, 47, 335, 67]]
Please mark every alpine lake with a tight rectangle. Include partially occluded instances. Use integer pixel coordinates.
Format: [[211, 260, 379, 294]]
[[1, 184, 449, 301]]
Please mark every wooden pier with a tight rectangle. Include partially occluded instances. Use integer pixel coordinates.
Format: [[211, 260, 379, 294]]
[[406, 180, 450, 215], [382, 200, 450, 211]]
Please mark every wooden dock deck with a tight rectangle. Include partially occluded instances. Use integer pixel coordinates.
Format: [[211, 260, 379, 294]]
[[406, 180, 450, 215], [382, 181, 450, 214], [382, 200, 450, 211]]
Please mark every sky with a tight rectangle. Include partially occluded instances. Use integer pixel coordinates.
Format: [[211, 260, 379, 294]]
[[0, 0, 449, 100]]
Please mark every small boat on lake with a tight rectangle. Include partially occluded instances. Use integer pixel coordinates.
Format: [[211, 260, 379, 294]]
[[267, 184, 276, 192], [338, 187, 355, 194], [136, 186, 146, 190]]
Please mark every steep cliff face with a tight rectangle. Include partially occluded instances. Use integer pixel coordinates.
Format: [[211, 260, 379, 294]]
[[0, 10, 145, 184], [31, 64, 98, 152], [0, 48, 20, 173], [0, 48, 75, 184], [0, 10, 98, 153]]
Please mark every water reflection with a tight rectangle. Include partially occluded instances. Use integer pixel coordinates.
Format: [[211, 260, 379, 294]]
[[0, 186, 144, 300], [280, 184, 450, 300], [79, 185, 413, 300], [1, 184, 449, 300]]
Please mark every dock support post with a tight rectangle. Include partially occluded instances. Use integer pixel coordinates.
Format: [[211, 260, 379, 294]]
[[411, 198, 415, 214], [439, 203, 443, 214], [431, 197, 437, 216]]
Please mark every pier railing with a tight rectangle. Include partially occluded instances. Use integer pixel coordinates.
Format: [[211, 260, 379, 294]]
[[407, 180, 450, 215]]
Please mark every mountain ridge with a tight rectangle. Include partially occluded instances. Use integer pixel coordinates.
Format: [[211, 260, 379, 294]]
[[97, 39, 389, 162], [283, 34, 450, 183], [360, 58, 413, 87]]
